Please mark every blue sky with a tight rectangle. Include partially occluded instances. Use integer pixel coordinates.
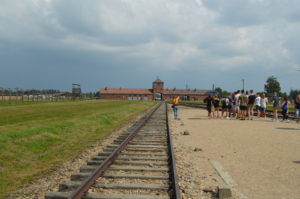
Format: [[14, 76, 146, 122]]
[[1, 0, 300, 93]]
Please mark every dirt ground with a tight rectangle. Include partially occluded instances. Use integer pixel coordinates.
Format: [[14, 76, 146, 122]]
[[169, 105, 300, 199]]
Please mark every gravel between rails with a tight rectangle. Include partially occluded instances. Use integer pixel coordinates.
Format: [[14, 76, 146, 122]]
[[96, 177, 169, 185], [7, 109, 154, 199], [169, 105, 224, 199]]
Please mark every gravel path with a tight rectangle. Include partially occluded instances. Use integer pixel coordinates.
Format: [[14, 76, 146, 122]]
[[169, 105, 300, 199]]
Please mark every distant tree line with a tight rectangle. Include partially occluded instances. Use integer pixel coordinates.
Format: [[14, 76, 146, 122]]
[[0, 88, 99, 96], [0, 88, 62, 95], [0, 87, 100, 103]]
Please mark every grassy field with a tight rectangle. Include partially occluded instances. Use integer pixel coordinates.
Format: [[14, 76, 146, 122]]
[[0, 100, 156, 198]]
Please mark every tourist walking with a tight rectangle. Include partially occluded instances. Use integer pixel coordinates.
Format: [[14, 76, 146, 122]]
[[238, 90, 248, 120], [172, 96, 179, 119], [294, 95, 300, 123], [281, 97, 290, 122], [272, 92, 280, 122], [260, 93, 268, 118], [247, 90, 256, 120], [255, 93, 261, 117]]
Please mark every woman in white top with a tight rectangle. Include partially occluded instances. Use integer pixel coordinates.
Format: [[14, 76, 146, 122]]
[[260, 93, 268, 118], [255, 94, 261, 118]]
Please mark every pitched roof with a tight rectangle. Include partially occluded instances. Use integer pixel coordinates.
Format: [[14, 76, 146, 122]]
[[100, 88, 153, 95], [153, 77, 164, 83], [164, 89, 212, 95]]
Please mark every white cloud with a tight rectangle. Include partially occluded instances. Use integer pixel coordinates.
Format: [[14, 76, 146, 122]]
[[1, 0, 300, 91]]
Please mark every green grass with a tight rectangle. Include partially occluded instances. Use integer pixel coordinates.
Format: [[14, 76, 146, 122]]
[[0, 100, 156, 198], [0, 100, 79, 107], [180, 101, 206, 105]]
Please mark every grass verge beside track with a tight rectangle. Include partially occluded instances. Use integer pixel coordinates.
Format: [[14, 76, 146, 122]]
[[181, 101, 206, 105], [0, 100, 156, 198]]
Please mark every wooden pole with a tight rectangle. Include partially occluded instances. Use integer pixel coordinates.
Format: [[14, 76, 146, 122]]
[[0, 87, 3, 103], [9, 88, 11, 104]]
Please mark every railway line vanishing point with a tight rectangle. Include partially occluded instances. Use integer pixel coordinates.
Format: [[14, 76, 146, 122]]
[[45, 102, 180, 199]]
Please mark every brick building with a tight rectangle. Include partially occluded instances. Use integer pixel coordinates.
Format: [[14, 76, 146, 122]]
[[100, 78, 215, 101]]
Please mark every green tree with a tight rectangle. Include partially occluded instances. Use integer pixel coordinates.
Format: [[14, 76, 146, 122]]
[[215, 87, 230, 98], [264, 76, 281, 95], [215, 87, 222, 96], [289, 89, 300, 100]]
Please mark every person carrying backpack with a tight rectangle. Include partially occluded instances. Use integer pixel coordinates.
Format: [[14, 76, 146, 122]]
[[172, 96, 180, 119]]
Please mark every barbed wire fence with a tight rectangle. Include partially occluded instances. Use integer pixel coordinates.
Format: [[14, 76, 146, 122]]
[[0, 87, 98, 104]]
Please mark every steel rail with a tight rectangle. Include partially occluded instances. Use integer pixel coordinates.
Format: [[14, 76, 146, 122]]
[[165, 103, 181, 199], [67, 102, 162, 199]]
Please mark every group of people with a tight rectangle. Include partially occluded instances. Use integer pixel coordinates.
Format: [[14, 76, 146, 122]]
[[171, 92, 300, 122], [205, 90, 300, 122]]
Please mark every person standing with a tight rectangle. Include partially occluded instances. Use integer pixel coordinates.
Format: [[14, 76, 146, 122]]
[[213, 95, 220, 118], [294, 95, 300, 123], [255, 93, 261, 118], [232, 92, 237, 117], [260, 93, 268, 119], [281, 97, 290, 122], [227, 94, 233, 119], [238, 90, 248, 120], [204, 95, 214, 119], [234, 90, 241, 119], [247, 90, 256, 120], [172, 96, 180, 119], [221, 97, 229, 119], [272, 92, 280, 122]]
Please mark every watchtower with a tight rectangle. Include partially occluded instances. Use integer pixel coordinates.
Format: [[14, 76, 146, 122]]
[[72, 83, 81, 98], [152, 77, 164, 100]]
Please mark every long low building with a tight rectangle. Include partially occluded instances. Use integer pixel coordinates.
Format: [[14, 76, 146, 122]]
[[100, 78, 215, 101]]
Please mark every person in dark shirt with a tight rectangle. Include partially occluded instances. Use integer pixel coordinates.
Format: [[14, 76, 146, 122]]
[[272, 92, 280, 122], [213, 95, 220, 118], [227, 94, 233, 118], [247, 89, 256, 120], [295, 95, 300, 123], [221, 97, 229, 119], [204, 95, 214, 118], [281, 97, 290, 121]]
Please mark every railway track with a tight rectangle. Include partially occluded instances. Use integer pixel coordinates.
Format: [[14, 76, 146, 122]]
[[45, 102, 180, 199]]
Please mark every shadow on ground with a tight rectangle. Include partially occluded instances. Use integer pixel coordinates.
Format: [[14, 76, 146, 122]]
[[276, 127, 300, 131], [292, 161, 300, 164]]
